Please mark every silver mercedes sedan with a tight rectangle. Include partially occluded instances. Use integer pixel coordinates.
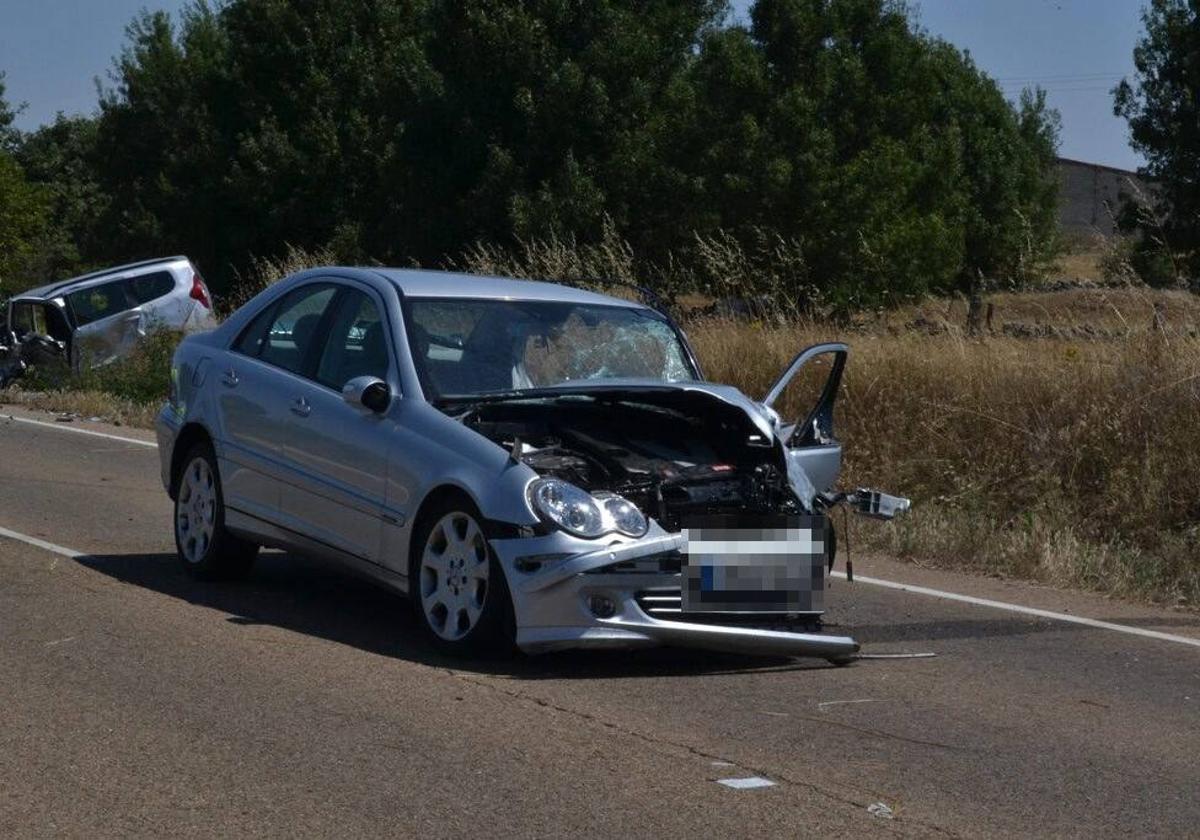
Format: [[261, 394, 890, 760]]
[[157, 268, 906, 661]]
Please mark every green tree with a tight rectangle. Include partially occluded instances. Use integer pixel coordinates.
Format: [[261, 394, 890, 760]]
[[0, 153, 51, 297], [1114, 0, 1199, 285], [665, 0, 1060, 305], [89, 0, 1058, 305], [93, 0, 725, 292], [417, 0, 724, 253], [15, 115, 110, 280], [0, 75, 51, 297], [0, 72, 20, 153]]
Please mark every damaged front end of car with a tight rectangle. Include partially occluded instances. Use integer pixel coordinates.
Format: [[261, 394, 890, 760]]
[[446, 343, 909, 661]]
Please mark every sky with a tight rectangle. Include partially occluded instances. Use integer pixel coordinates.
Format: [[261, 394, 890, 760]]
[[1, 0, 1145, 170]]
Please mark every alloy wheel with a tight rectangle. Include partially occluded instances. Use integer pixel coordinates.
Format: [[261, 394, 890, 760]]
[[176, 456, 217, 564], [419, 511, 490, 641]]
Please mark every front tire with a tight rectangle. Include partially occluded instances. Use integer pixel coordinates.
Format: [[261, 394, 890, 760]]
[[410, 500, 515, 656], [173, 442, 257, 579]]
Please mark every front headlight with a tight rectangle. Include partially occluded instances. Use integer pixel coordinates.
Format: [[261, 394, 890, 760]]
[[594, 492, 649, 537], [529, 479, 648, 538]]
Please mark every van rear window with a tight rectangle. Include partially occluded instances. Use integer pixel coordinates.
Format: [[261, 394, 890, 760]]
[[126, 271, 176, 304]]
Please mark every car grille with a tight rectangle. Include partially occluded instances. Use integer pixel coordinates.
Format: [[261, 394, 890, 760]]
[[635, 588, 683, 616], [587, 551, 683, 575], [635, 587, 823, 628]]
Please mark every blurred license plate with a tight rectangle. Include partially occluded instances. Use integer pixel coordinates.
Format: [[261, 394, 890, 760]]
[[682, 515, 826, 613]]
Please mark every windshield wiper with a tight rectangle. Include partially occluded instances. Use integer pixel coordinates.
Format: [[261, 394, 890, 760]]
[[433, 389, 558, 408]]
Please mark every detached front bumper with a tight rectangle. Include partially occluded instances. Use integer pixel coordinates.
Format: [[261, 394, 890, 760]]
[[490, 526, 859, 660]]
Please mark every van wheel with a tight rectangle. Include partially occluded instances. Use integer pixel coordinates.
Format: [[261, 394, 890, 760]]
[[174, 442, 257, 579], [410, 499, 515, 656]]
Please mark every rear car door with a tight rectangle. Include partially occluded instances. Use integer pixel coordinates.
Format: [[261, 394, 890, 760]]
[[66, 278, 144, 368], [215, 282, 339, 525], [275, 283, 398, 564]]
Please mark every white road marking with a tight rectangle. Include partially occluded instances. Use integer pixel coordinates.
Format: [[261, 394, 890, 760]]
[[0, 525, 85, 559], [44, 636, 76, 647], [0, 420, 1197, 654], [3, 414, 157, 448], [832, 570, 1200, 649], [718, 777, 776, 790]]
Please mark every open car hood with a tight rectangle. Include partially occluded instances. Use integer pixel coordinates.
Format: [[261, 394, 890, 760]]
[[441, 378, 779, 445]]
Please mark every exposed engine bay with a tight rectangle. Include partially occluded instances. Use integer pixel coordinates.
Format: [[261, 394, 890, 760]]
[[453, 389, 803, 532]]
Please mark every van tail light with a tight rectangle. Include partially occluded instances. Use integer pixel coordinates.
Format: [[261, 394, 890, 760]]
[[189, 273, 212, 309]]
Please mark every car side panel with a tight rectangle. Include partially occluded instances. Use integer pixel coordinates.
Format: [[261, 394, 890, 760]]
[[378, 399, 540, 577], [211, 349, 289, 524], [275, 379, 391, 563], [140, 269, 195, 333], [73, 306, 145, 368]]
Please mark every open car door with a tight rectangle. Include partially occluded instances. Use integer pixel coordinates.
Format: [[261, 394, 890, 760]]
[[762, 342, 848, 494]]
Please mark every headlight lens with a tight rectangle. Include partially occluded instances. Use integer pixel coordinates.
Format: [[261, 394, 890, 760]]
[[530, 478, 607, 537], [595, 492, 649, 537], [529, 479, 648, 538]]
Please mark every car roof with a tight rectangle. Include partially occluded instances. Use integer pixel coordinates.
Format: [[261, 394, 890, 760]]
[[13, 256, 191, 303], [368, 268, 651, 309]]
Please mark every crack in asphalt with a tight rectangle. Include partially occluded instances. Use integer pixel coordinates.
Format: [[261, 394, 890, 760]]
[[786, 713, 972, 753], [445, 668, 962, 838]]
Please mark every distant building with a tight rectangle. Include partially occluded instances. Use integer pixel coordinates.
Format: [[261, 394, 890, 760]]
[[1056, 157, 1153, 238]]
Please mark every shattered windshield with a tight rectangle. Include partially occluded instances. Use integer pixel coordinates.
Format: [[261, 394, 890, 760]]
[[405, 298, 697, 399]]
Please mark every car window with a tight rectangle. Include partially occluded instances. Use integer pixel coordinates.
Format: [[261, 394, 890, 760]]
[[11, 303, 43, 338], [256, 284, 338, 375], [233, 304, 275, 357], [67, 279, 134, 326], [126, 271, 176, 304], [315, 289, 391, 389], [406, 299, 695, 398], [231, 300, 276, 355], [42, 305, 72, 342]]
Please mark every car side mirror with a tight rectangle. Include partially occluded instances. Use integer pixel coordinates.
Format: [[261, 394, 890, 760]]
[[342, 375, 391, 414]]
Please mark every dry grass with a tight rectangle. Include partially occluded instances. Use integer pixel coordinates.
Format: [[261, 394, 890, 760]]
[[223, 243, 341, 312], [1, 386, 160, 427], [860, 286, 1200, 338], [8, 237, 1198, 606], [1051, 247, 1105, 283], [690, 294, 1200, 606]]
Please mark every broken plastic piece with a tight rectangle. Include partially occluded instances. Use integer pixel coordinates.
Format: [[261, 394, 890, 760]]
[[867, 802, 894, 819], [849, 488, 911, 520]]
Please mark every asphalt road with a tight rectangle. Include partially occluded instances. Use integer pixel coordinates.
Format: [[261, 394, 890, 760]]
[[1, 409, 1198, 838]]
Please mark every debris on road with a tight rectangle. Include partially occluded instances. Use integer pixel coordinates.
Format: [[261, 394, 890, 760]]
[[717, 777, 777, 790], [867, 802, 895, 819]]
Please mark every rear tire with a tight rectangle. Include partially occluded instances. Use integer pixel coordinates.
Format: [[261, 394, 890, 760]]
[[409, 498, 516, 657], [173, 441, 257, 580]]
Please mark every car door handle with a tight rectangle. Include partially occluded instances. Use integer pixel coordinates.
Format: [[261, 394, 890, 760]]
[[220, 368, 239, 387], [290, 396, 311, 418]]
